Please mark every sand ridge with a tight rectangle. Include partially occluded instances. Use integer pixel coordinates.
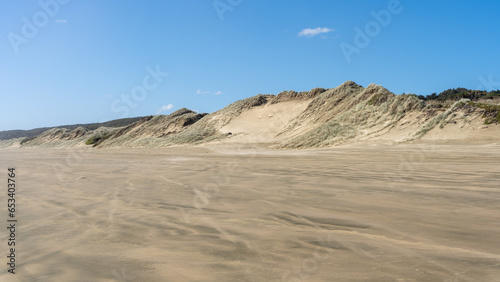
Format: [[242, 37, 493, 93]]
[[3, 81, 499, 149]]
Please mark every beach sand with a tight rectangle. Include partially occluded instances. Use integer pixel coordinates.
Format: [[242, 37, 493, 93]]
[[0, 143, 499, 281]]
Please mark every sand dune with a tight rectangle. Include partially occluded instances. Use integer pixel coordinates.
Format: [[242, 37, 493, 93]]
[[3, 81, 499, 149]]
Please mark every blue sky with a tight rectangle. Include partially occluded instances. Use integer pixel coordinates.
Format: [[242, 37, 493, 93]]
[[1, 0, 500, 131]]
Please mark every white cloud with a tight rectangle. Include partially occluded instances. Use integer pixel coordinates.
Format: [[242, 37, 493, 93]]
[[156, 104, 174, 114], [196, 89, 222, 95], [298, 27, 335, 37], [196, 89, 210, 95]]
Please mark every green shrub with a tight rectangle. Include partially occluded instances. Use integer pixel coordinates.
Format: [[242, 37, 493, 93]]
[[466, 102, 500, 124], [85, 133, 112, 146], [20, 136, 36, 145]]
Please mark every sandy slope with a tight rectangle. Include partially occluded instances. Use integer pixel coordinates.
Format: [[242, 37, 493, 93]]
[[1, 144, 499, 281], [219, 100, 310, 143]]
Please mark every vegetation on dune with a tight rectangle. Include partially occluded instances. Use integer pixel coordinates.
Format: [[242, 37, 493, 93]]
[[412, 99, 471, 139], [179, 113, 208, 126], [0, 116, 144, 140], [270, 87, 327, 104], [367, 92, 390, 106], [169, 108, 196, 118], [410, 88, 500, 129], [417, 88, 500, 102], [0, 128, 52, 141], [163, 126, 217, 144], [279, 121, 356, 148], [463, 102, 500, 124], [20, 136, 36, 145], [85, 132, 113, 147], [224, 94, 271, 113]]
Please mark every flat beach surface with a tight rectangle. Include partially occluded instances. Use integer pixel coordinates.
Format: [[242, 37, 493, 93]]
[[1, 144, 499, 281]]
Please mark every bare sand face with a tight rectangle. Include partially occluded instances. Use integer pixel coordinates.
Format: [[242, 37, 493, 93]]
[[0, 144, 499, 281]]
